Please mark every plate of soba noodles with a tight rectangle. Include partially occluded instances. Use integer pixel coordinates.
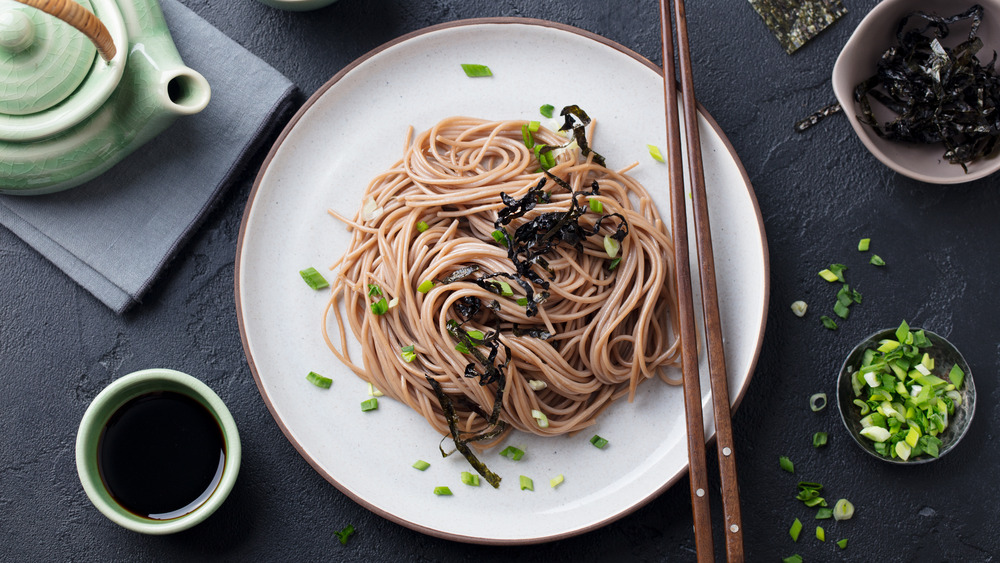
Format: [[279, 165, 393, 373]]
[[237, 18, 769, 544]]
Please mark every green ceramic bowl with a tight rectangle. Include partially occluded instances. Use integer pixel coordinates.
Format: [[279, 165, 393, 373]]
[[75, 368, 240, 534]]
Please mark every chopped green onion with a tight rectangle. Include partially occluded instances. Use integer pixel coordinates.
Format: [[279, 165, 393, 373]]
[[948, 364, 965, 388], [521, 123, 535, 148], [528, 120, 540, 132], [789, 518, 803, 541], [370, 298, 389, 315], [490, 229, 508, 246], [790, 300, 808, 317], [367, 283, 383, 297], [417, 280, 434, 294], [539, 104, 555, 118], [820, 315, 838, 330], [489, 279, 513, 296], [387, 297, 399, 309], [603, 235, 620, 258], [779, 455, 794, 473], [499, 446, 525, 461], [466, 330, 485, 341], [816, 507, 833, 519], [837, 538, 848, 549], [531, 409, 549, 428], [516, 298, 529, 306], [460, 63, 492, 77], [455, 342, 470, 354], [367, 382, 383, 397], [858, 238, 871, 251], [833, 300, 850, 319], [461, 471, 480, 486], [809, 393, 827, 412], [527, 379, 547, 391], [870, 254, 885, 266], [590, 435, 609, 449], [299, 267, 329, 290], [416, 221, 429, 232], [360, 398, 379, 412], [607, 257, 622, 271], [412, 460, 430, 471], [647, 144, 665, 163], [539, 150, 556, 170], [589, 198, 604, 213], [813, 431, 828, 448], [433, 486, 453, 496], [401, 345, 416, 363], [816, 526, 825, 542], [818, 269, 840, 282], [550, 474, 564, 488], [334, 524, 355, 545], [519, 475, 534, 491], [781, 556, 803, 563], [306, 371, 332, 389], [828, 263, 847, 281], [833, 498, 855, 521]]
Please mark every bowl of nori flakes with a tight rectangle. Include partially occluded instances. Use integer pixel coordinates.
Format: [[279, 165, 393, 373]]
[[833, 0, 1000, 184]]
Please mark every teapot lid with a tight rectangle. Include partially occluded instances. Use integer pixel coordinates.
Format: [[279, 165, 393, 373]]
[[0, 0, 97, 115], [0, 0, 125, 142]]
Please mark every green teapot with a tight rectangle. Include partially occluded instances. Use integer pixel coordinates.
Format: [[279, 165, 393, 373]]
[[0, 0, 210, 195]]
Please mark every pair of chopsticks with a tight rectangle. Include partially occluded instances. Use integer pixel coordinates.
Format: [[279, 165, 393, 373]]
[[659, 1, 744, 561]]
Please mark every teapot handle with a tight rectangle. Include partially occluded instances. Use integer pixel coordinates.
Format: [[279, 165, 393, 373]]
[[13, 0, 117, 61]]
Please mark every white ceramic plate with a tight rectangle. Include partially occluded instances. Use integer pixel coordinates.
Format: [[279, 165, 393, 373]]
[[237, 19, 769, 544]]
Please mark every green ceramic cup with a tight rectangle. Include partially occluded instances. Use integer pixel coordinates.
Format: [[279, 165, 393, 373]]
[[75, 368, 241, 534]]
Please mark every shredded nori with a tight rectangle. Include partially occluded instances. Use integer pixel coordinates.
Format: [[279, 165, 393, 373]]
[[793, 101, 843, 132], [853, 5, 1000, 170], [426, 376, 504, 488], [749, 0, 847, 54]]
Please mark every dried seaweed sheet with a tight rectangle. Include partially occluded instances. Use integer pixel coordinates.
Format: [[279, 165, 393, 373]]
[[750, 0, 847, 54]]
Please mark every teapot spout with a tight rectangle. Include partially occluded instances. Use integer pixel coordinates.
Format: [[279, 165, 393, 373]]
[[161, 68, 211, 116]]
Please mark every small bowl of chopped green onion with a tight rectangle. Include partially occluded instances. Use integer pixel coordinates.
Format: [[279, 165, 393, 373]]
[[837, 322, 976, 464]]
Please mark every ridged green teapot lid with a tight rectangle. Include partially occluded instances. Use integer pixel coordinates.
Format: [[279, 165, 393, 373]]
[[0, 0, 97, 115]]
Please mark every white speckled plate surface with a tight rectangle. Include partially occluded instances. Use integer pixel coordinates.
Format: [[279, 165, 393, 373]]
[[237, 18, 768, 544]]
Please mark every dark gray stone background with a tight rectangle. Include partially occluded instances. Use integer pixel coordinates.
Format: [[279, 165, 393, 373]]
[[2, 0, 998, 560]]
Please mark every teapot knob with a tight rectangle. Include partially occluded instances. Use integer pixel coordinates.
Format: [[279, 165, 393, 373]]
[[0, 9, 35, 53]]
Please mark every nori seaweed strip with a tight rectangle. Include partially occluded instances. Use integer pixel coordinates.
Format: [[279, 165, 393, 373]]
[[439, 264, 480, 284], [794, 101, 843, 132], [558, 105, 606, 167], [426, 376, 502, 488], [853, 5, 1000, 170], [512, 324, 553, 340], [749, 0, 847, 55], [495, 178, 548, 227]]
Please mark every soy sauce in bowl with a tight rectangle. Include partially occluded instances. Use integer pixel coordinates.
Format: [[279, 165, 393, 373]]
[[98, 391, 226, 520]]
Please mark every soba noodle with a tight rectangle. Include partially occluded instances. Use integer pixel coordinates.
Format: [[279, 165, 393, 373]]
[[322, 114, 681, 458]]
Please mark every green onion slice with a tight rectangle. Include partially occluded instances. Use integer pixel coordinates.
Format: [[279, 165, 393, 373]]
[[815, 507, 833, 519], [816, 526, 825, 542], [833, 498, 855, 521], [789, 518, 802, 541], [433, 486, 453, 496], [416, 221, 429, 232], [837, 538, 848, 549], [647, 144, 665, 163], [299, 267, 329, 290], [412, 460, 430, 471], [549, 474, 564, 488], [499, 446, 525, 461], [460, 63, 492, 77], [461, 471, 480, 486], [589, 198, 604, 213], [820, 315, 838, 330], [590, 435, 609, 449], [782, 556, 803, 563], [858, 238, 870, 251], [870, 254, 885, 266], [607, 257, 622, 271], [334, 524, 355, 545], [531, 409, 549, 428], [812, 431, 828, 448], [519, 475, 534, 491], [401, 345, 416, 363], [790, 300, 807, 317], [603, 235, 620, 258], [367, 283, 382, 297], [417, 280, 434, 294], [779, 455, 794, 473], [306, 371, 332, 389], [370, 298, 389, 315], [360, 398, 378, 412], [809, 393, 827, 412], [539, 104, 555, 118]]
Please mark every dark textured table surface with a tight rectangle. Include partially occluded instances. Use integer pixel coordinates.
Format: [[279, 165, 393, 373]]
[[3, 0, 999, 561]]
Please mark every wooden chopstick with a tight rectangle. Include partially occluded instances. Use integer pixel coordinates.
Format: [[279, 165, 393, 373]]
[[659, 1, 745, 561]]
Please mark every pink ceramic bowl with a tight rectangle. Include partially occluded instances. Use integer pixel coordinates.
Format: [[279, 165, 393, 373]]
[[832, 0, 1000, 184]]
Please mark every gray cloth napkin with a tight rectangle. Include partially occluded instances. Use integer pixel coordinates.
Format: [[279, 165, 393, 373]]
[[0, 0, 296, 313]]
